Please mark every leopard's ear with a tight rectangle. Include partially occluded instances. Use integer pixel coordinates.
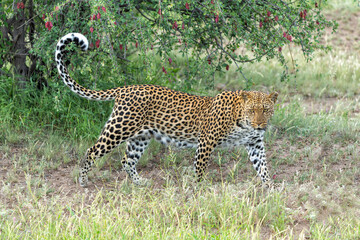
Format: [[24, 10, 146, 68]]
[[268, 92, 278, 103], [241, 91, 251, 102]]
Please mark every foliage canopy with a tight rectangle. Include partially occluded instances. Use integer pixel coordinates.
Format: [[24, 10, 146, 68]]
[[1, 0, 336, 90]]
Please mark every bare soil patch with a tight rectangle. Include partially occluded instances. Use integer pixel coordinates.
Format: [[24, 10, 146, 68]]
[[1, 131, 358, 206], [323, 11, 360, 51], [301, 96, 360, 118]]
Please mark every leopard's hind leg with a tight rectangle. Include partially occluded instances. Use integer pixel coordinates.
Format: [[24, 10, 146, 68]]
[[121, 135, 151, 185], [79, 96, 149, 187], [79, 118, 126, 187]]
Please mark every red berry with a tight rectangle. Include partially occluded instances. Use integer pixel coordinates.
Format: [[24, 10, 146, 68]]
[[173, 21, 178, 29], [158, 9, 161, 15], [215, 14, 219, 23], [45, 21, 53, 31], [267, 11, 271, 17], [162, 66, 167, 74], [168, 58, 172, 64], [90, 27, 94, 33], [278, 47, 282, 52], [17, 2, 25, 9], [185, 3, 189, 10], [259, 21, 263, 28], [275, 16, 279, 21], [102, 6, 106, 12], [96, 39, 100, 48], [226, 65, 229, 71], [97, 12, 101, 19], [120, 44, 123, 50]]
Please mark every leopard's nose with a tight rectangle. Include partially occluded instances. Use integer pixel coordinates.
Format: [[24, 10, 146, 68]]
[[252, 123, 267, 130]]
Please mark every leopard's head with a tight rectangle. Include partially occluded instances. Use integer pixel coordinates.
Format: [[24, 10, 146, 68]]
[[241, 91, 278, 130]]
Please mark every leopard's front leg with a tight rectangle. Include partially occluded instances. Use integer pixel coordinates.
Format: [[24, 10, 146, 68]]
[[194, 140, 216, 181], [245, 140, 272, 185]]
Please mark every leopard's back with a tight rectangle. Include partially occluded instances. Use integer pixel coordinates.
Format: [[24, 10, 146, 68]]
[[109, 84, 213, 148]]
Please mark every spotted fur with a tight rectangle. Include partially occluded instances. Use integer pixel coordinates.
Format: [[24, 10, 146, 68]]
[[55, 33, 278, 187]]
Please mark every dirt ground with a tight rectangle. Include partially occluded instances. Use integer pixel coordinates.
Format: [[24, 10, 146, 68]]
[[1, 93, 359, 207]]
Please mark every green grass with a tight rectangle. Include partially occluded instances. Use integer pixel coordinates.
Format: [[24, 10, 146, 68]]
[[323, 0, 360, 11], [1, 183, 288, 239], [223, 48, 360, 98]]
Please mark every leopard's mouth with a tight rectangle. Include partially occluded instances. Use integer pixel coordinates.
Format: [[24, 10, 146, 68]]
[[251, 122, 267, 131]]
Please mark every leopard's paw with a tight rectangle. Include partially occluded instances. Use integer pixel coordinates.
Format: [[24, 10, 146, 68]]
[[133, 177, 151, 187], [263, 181, 285, 192], [79, 175, 88, 188]]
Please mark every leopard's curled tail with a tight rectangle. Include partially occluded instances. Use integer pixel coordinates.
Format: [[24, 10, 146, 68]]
[[55, 33, 117, 101]]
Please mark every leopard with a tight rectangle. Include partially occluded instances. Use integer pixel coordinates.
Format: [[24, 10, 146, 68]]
[[55, 33, 278, 188]]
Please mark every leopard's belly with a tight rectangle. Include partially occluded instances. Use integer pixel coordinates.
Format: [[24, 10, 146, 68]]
[[218, 126, 264, 147], [133, 128, 198, 148], [132, 125, 263, 149]]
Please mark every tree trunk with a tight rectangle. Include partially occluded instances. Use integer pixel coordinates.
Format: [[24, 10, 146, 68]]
[[12, 0, 29, 89]]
